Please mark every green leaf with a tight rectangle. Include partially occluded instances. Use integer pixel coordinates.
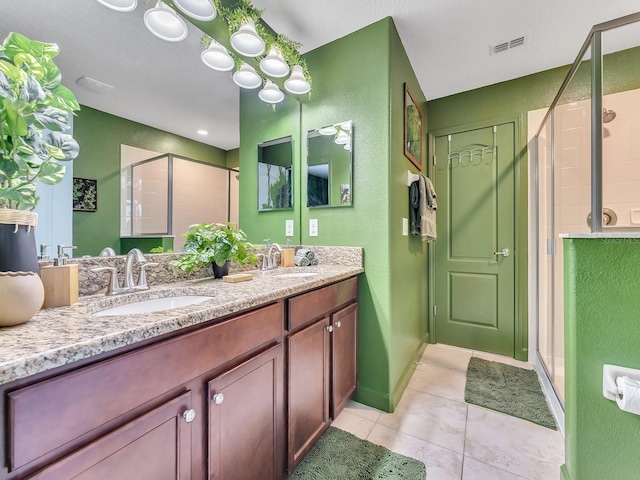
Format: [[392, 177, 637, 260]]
[[37, 161, 65, 185], [44, 131, 79, 161], [33, 106, 70, 131], [47, 84, 80, 112], [0, 69, 13, 99], [40, 57, 61, 89], [2, 98, 28, 136], [0, 156, 19, 178], [2, 32, 34, 61], [22, 74, 45, 103]]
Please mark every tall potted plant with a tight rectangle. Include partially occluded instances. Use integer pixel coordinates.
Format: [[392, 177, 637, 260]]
[[0, 32, 80, 325], [171, 223, 257, 278]]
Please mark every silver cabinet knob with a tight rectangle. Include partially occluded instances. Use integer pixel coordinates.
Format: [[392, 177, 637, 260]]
[[327, 325, 333, 333], [213, 393, 224, 405], [183, 409, 196, 423], [335, 321, 342, 328], [493, 248, 510, 257]]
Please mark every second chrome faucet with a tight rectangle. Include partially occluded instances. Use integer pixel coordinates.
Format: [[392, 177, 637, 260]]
[[91, 248, 158, 296]]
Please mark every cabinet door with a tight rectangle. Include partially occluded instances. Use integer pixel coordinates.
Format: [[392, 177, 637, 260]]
[[208, 345, 284, 480], [331, 303, 358, 419], [287, 317, 330, 471], [29, 392, 193, 480]]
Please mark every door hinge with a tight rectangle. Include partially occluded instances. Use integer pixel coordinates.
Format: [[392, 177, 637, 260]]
[[432, 155, 436, 166], [433, 305, 437, 318]]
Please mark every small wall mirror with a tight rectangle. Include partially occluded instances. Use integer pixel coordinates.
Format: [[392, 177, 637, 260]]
[[258, 136, 293, 211], [307, 121, 353, 208]]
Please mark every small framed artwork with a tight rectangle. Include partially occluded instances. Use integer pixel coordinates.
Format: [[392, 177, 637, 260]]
[[404, 83, 423, 170], [73, 177, 97, 212]]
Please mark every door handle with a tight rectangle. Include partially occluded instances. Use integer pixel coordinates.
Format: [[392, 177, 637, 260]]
[[493, 248, 510, 257]]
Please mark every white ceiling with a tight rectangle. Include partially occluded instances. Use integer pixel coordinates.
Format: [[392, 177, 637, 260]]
[[2, 1, 639, 151]]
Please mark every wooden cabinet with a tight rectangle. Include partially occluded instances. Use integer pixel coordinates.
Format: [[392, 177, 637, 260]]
[[208, 345, 284, 480], [2, 275, 359, 480], [331, 303, 358, 419], [286, 278, 358, 472], [28, 392, 193, 480], [287, 317, 331, 469]]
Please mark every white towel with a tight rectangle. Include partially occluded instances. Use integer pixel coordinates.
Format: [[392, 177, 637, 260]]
[[419, 175, 437, 242]]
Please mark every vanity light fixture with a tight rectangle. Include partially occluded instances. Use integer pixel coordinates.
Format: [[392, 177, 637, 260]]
[[258, 80, 285, 104], [319, 126, 338, 136], [230, 18, 265, 57], [259, 46, 290, 78], [344, 143, 352, 151], [172, 0, 217, 21], [334, 130, 350, 145], [284, 65, 311, 95], [94, 0, 137, 12], [232, 62, 262, 89], [201, 40, 234, 71], [144, 1, 188, 42]]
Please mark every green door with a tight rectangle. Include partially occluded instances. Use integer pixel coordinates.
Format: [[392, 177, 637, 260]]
[[433, 123, 516, 356]]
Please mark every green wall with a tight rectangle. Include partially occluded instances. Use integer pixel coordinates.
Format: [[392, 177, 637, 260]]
[[563, 238, 640, 480], [73, 106, 227, 256], [239, 18, 428, 411]]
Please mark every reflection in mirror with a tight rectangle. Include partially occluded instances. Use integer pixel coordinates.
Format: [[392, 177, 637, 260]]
[[307, 121, 353, 208], [258, 136, 293, 211]]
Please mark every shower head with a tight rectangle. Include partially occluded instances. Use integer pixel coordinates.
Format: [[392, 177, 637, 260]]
[[603, 107, 616, 123]]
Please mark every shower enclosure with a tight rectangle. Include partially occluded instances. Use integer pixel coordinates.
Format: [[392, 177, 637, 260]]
[[530, 12, 640, 411]]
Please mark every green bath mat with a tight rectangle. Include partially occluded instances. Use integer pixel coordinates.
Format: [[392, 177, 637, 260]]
[[465, 357, 557, 430], [288, 427, 426, 480]]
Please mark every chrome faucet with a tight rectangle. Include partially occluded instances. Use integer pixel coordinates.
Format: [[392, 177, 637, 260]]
[[262, 243, 282, 270], [124, 248, 145, 289], [91, 248, 158, 296]]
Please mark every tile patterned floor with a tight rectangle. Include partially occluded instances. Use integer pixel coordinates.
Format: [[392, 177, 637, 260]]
[[333, 344, 565, 480]]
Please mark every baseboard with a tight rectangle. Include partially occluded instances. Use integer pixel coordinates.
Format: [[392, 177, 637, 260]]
[[560, 464, 571, 480], [353, 385, 392, 412], [390, 338, 429, 411]]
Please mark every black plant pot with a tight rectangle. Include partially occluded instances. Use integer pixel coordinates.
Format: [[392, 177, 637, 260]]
[[212, 260, 231, 278], [0, 222, 39, 273]]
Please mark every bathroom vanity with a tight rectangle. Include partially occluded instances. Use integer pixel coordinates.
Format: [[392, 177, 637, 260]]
[[0, 264, 362, 480]]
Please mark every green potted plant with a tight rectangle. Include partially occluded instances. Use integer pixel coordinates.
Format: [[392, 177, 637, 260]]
[[171, 222, 257, 278], [0, 32, 80, 326]]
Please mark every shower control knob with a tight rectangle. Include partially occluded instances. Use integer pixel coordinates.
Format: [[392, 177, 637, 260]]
[[493, 248, 510, 257]]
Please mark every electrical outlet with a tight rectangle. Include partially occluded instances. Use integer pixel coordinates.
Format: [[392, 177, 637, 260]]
[[309, 219, 318, 237], [402, 217, 408, 236], [285, 219, 294, 237]]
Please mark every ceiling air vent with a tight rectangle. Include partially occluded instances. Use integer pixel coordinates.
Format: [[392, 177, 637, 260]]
[[491, 35, 527, 55]]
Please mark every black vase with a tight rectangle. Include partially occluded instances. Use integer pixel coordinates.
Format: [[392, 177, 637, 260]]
[[212, 260, 231, 278], [0, 223, 39, 273]]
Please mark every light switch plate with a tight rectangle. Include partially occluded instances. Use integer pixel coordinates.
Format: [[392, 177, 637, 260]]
[[285, 219, 294, 237], [309, 218, 318, 237], [402, 217, 409, 236]]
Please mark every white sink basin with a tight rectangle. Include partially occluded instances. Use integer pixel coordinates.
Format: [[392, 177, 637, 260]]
[[94, 295, 213, 316], [276, 272, 319, 279]]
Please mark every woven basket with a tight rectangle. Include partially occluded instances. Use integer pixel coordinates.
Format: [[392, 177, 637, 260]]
[[0, 209, 38, 228]]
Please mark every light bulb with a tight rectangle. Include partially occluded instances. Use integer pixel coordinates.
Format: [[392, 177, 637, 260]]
[[144, 1, 188, 42], [284, 64, 310, 95], [258, 80, 285, 104], [230, 18, 265, 57], [232, 63, 262, 89]]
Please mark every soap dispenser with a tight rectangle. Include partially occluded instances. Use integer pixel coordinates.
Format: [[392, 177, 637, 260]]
[[280, 240, 295, 267], [40, 245, 79, 308]]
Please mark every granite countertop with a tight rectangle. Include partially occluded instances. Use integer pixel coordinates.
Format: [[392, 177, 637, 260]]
[[0, 265, 363, 387]]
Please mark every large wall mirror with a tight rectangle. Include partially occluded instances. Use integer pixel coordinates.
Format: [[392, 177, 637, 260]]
[[258, 136, 293, 211], [307, 121, 353, 208]]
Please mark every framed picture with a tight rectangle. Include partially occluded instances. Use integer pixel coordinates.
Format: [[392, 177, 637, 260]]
[[73, 177, 97, 212], [404, 83, 423, 170]]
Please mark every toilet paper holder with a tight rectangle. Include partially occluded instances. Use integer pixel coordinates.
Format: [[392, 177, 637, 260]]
[[603, 364, 640, 401]]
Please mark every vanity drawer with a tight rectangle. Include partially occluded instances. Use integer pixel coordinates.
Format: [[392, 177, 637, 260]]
[[7, 301, 282, 471], [287, 277, 358, 331]]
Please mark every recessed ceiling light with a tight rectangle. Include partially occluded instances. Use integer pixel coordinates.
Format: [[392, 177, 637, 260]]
[[197, 129, 208, 135]]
